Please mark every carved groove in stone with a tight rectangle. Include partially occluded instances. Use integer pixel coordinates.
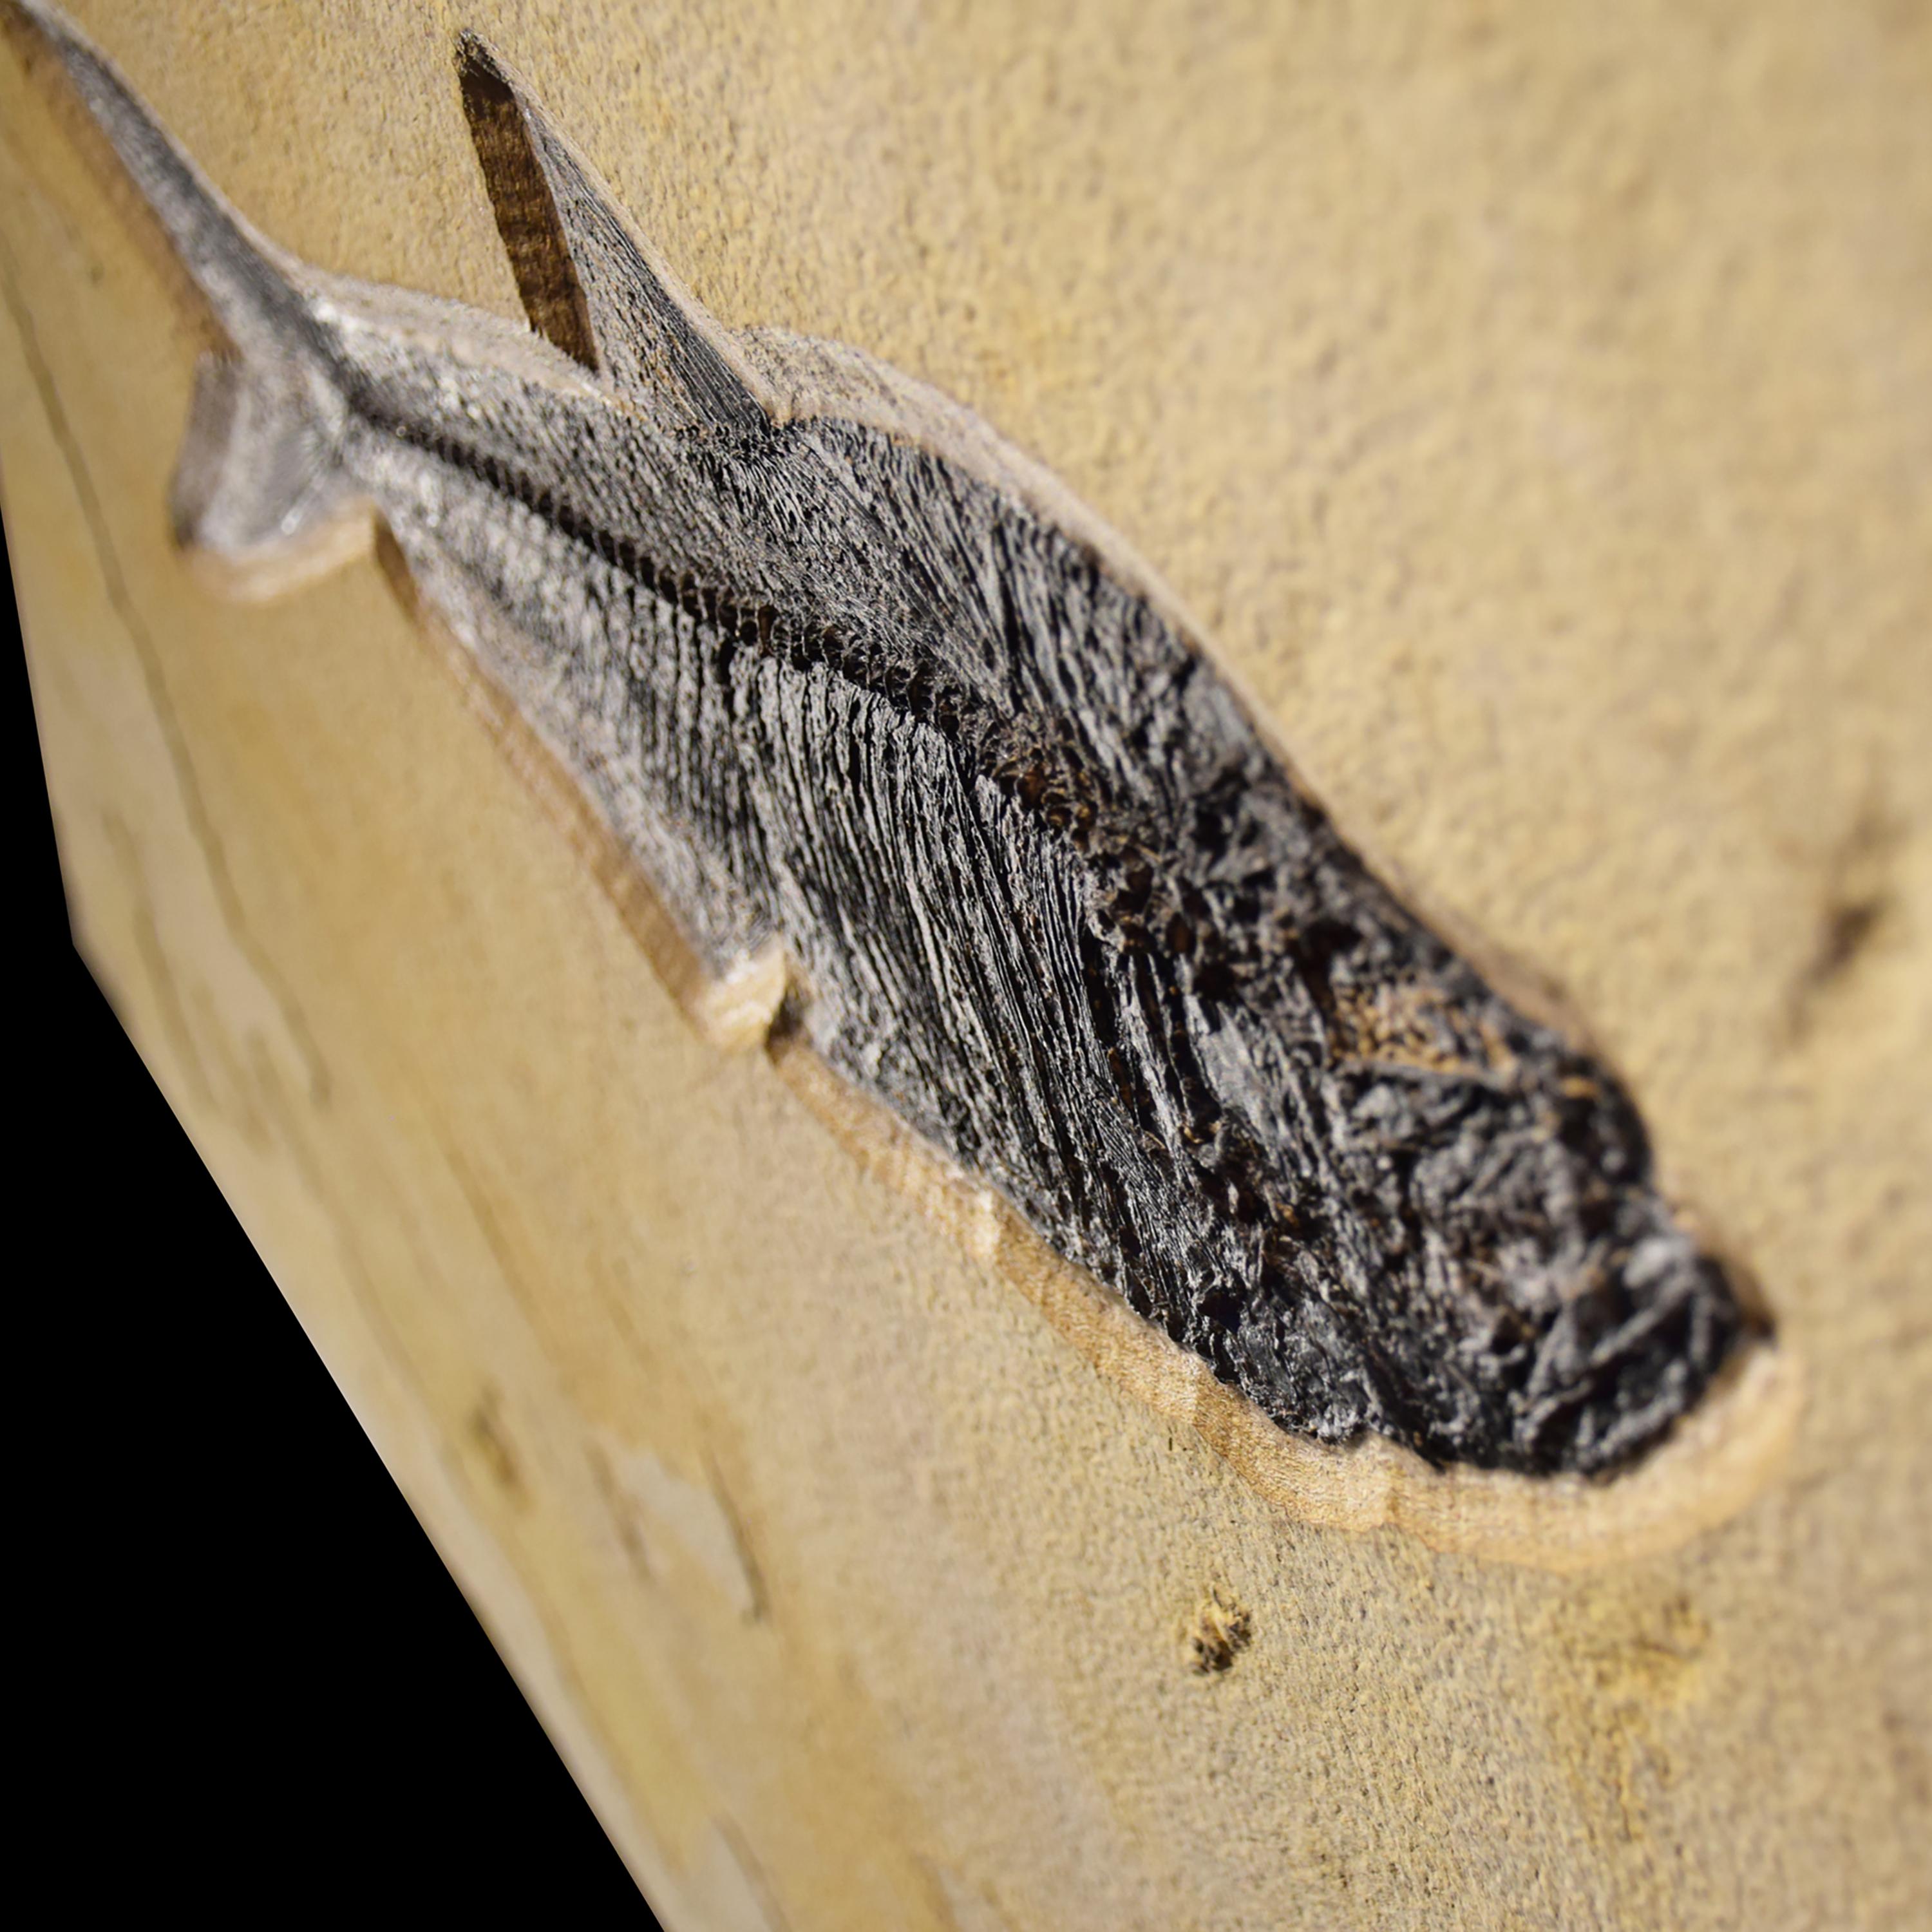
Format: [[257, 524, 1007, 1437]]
[[10, 0, 1767, 1476]]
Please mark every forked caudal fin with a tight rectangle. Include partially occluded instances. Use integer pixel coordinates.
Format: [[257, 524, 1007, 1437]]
[[10, 0, 779, 589], [6, 0, 365, 591]]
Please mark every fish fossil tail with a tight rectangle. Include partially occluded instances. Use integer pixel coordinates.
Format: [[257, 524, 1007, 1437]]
[[8, 0, 366, 592], [165, 352, 368, 598]]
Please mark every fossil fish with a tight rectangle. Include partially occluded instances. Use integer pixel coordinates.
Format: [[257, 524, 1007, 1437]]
[[9, 0, 1763, 1475]]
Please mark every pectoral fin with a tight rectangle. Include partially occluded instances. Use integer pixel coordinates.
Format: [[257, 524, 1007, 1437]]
[[457, 34, 772, 440]]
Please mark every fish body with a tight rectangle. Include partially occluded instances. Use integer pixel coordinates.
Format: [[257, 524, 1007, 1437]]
[[9, 0, 1756, 1473]]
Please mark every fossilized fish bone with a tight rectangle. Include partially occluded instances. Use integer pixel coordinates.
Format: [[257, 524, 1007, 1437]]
[[7, 0, 1766, 1475]]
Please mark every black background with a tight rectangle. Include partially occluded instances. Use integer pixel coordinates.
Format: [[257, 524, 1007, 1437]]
[[6, 515, 655, 1917]]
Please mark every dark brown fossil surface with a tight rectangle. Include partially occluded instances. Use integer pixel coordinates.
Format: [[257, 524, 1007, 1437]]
[[13, 0, 1761, 1475]]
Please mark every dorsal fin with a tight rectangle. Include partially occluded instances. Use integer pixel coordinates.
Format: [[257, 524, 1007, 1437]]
[[455, 33, 772, 439]]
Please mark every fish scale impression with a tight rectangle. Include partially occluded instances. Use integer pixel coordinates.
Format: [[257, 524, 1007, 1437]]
[[13, 0, 1764, 1475]]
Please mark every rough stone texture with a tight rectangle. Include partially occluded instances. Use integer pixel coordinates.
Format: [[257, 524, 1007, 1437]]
[[2, 2, 1926, 1928]]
